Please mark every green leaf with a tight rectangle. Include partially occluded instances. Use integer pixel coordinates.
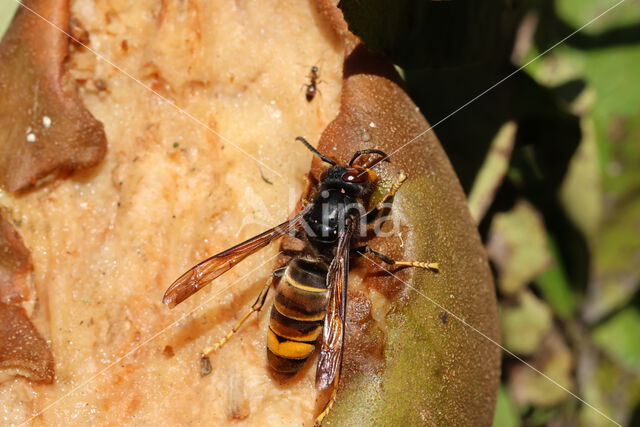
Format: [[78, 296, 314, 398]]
[[559, 118, 602, 239], [534, 236, 577, 319], [492, 386, 521, 427], [508, 332, 573, 407], [593, 307, 640, 373], [469, 121, 517, 223], [556, 0, 640, 34], [500, 291, 553, 355], [579, 352, 640, 427], [487, 200, 552, 295]]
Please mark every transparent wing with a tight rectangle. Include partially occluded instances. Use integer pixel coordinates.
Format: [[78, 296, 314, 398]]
[[316, 218, 354, 389], [163, 208, 309, 308]]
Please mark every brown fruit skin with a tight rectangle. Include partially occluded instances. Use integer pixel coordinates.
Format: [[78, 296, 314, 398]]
[[0, 209, 54, 384], [315, 45, 501, 426], [0, 0, 106, 192], [0, 302, 54, 384], [0, 208, 32, 304]]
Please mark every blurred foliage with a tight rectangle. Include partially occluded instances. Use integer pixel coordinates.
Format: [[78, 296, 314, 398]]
[[488, 200, 552, 296], [500, 290, 553, 355], [340, 0, 640, 425]]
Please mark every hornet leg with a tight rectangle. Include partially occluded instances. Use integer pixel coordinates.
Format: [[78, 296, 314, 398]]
[[364, 171, 407, 225], [200, 267, 286, 375], [353, 246, 439, 272]]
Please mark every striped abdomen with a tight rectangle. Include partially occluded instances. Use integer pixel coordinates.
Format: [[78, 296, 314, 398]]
[[267, 258, 329, 374]]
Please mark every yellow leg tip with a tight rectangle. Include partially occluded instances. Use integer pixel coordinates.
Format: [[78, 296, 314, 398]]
[[201, 344, 218, 357], [395, 261, 439, 272], [390, 173, 407, 194]]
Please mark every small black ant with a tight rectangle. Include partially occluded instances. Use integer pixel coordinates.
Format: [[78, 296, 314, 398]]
[[305, 66, 321, 102]]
